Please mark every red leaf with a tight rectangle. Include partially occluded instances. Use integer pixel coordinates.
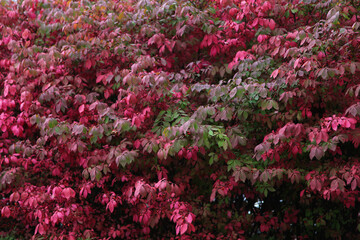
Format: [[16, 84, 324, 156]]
[[180, 223, 188, 235], [228, 60, 237, 70], [62, 188, 75, 200], [96, 75, 104, 83], [185, 213, 193, 223], [271, 69, 279, 78], [210, 189, 216, 202], [300, 190, 305, 197], [310, 179, 316, 190], [310, 146, 324, 160], [320, 130, 329, 143], [134, 140, 141, 149], [308, 131, 315, 142], [323, 190, 330, 200], [11, 125, 21, 137], [79, 104, 85, 114], [126, 94, 137, 106], [316, 132, 322, 145], [316, 179, 322, 192], [351, 179, 357, 190], [234, 51, 248, 61], [104, 89, 110, 99], [38, 223, 45, 235], [22, 29, 30, 39], [294, 124, 302, 136], [309, 147, 316, 160], [186, 151, 192, 160], [131, 116, 141, 128], [85, 59, 92, 69], [1, 206, 11, 218], [134, 181, 144, 198], [10, 192, 20, 202], [199, 147, 205, 155], [107, 199, 116, 213], [331, 120, 338, 131], [269, 19, 276, 30], [330, 179, 338, 191]]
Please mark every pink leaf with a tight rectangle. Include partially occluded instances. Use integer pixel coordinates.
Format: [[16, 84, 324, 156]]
[[310, 146, 324, 160], [330, 180, 338, 191], [22, 29, 30, 39], [180, 223, 188, 235], [308, 132, 315, 142], [62, 188, 75, 200], [210, 189, 216, 202], [228, 60, 237, 70], [85, 59, 92, 69], [271, 69, 279, 78], [300, 189, 305, 197], [315, 146, 324, 160], [321, 130, 329, 142], [9, 85, 16, 95], [310, 179, 316, 190], [107, 199, 116, 213], [11, 125, 21, 137], [79, 104, 85, 114], [185, 213, 193, 223], [1, 206, 11, 218], [316, 132, 322, 145], [131, 116, 141, 128], [10, 192, 20, 202], [39, 223, 45, 235], [316, 179, 322, 192], [126, 94, 137, 106], [134, 181, 143, 198], [351, 179, 357, 190], [269, 19, 276, 30], [234, 51, 248, 61], [331, 120, 338, 131], [96, 75, 104, 83]]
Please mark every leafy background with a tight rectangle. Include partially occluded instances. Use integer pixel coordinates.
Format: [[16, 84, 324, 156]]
[[0, 0, 360, 239]]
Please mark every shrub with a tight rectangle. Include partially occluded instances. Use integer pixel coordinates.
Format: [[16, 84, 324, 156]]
[[0, 0, 360, 239]]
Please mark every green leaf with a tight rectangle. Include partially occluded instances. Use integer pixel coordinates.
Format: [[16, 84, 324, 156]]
[[90, 136, 98, 144], [261, 100, 268, 110], [209, 7, 216, 14], [285, 10, 290, 18], [299, 31, 306, 40], [95, 171, 102, 181], [236, 88, 245, 98], [223, 141, 228, 150], [121, 121, 131, 131], [54, 126, 61, 134], [243, 111, 249, 120], [272, 101, 279, 110], [49, 119, 58, 128]]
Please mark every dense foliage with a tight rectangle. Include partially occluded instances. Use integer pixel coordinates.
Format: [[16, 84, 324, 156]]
[[1, 0, 360, 239]]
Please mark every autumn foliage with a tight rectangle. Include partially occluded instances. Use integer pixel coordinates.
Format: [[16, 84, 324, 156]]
[[1, 0, 360, 239]]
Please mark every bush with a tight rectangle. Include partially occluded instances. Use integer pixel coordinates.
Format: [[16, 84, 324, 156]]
[[0, 0, 360, 239]]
